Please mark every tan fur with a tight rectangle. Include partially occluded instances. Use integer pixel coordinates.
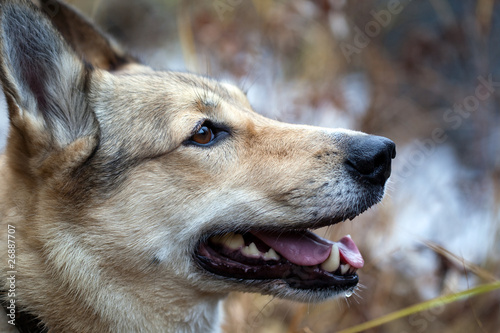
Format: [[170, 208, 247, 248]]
[[0, 1, 394, 332]]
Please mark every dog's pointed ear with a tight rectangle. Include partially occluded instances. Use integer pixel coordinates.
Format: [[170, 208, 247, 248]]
[[0, 0, 98, 167], [33, 0, 137, 70]]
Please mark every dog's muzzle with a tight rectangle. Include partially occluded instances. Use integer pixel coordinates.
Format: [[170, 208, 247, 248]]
[[194, 134, 396, 296]]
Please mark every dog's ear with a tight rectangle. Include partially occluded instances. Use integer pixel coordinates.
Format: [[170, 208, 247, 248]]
[[0, 0, 98, 171], [33, 0, 137, 70]]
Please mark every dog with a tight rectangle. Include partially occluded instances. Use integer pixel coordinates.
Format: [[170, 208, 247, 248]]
[[0, 0, 395, 332]]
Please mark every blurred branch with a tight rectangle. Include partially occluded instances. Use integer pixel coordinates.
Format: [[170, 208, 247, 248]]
[[177, 0, 197, 72], [476, 0, 494, 35], [424, 240, 498, 283], [428, 0, 455, 26], [89, 0, 102, 19], [336, 281, 500, 333], [252, 0, 273, 18]]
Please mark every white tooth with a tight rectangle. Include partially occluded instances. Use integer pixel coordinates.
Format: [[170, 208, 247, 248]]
[[320, 244, 340, 272], [340, 263, 351, 275], [210, 232, 244, 250], [263, 248, 280, 261], [225, 233, 244, 250], [210, 232, 232, 244], [346, 234, 352, 239], [241, 242, 261, 258]]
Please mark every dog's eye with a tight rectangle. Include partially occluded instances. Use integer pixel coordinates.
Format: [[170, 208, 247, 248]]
[[187, 121, 229, 147], [191, 126, 215, 145]]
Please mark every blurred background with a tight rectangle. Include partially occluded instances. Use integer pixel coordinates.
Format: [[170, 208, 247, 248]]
[[0, 0, 499, 332]]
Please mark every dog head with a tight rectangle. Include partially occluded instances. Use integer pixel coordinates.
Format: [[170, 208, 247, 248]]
[[0, 0, 395, 329]]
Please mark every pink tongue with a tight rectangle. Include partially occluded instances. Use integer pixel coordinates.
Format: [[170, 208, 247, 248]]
[[338, 236, 364, 268], [252, 231, 331, 266], [252, 231, 364, 268]]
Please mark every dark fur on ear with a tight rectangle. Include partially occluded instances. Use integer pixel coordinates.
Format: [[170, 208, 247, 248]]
[[33, 0, 136, 70], [0, 0, 98, 149]]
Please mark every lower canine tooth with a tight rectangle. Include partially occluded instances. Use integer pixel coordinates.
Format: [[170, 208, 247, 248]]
[[340, 263, 351, 275], [263, 248, 280, 260], [241, 242, 261, 258], [320, 244, 340, 272]]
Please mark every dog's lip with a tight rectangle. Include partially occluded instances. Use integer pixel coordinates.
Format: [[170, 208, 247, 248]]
[[196, 241, 358, 289], [194, 229, 362, 290]]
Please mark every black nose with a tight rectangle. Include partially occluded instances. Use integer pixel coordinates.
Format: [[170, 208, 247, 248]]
[[345, 135, 396, 185]]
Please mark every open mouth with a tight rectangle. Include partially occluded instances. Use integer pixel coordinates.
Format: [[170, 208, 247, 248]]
[[195, 229, 363, 291]]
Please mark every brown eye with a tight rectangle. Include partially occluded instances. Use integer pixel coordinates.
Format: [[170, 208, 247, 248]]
[[191, 126, 214, 145]]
